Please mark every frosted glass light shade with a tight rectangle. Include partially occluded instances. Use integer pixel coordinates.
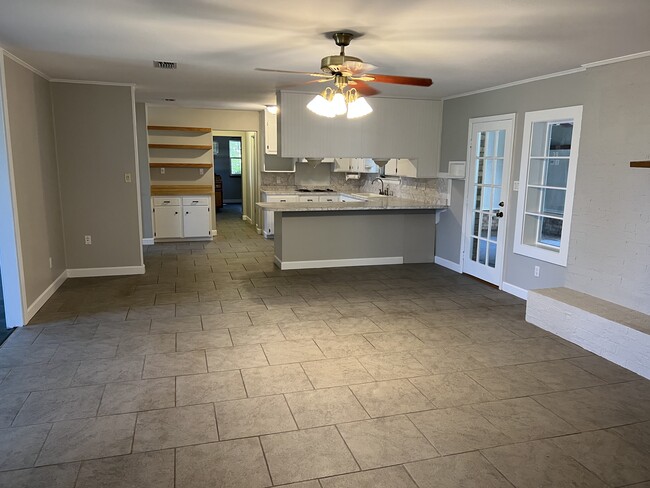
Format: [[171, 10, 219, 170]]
[[347, 96, 373, 119], [307, 95, 335, 118], [331, 92, 347, 115]]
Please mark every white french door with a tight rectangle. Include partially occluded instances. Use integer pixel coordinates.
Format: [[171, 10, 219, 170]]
[[462, 115, 515, 285]]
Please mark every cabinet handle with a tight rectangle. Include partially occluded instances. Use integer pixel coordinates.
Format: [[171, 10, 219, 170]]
[[186, 211, 189, 214], [174, 212, 178, 215], [163, 200, 170, 204], [192, 200, 198, 203]]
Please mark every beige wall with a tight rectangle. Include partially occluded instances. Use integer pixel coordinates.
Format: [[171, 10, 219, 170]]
[[51, 82, 142, 270], [146, 106, 262, 230], [2, 56, 66, 305]]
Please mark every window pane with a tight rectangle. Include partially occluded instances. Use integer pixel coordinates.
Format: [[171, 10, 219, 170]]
[[530, 122, 549, 157], [541, 188, 566, 215], [549, 122, 573, 151], [230, 158, 242, 175], [539, 217, 563, 248], [525, 187, 543, 214], [229, 140, 242, 158], [545, 159, 569, 187], [528, 159, 546, 186]]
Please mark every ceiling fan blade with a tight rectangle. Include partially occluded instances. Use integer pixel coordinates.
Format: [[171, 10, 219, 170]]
[[364, 74, 433, 87], [349, 80, 380, 97], [341, 60, 377, 76], [255, 68, 331, 78]]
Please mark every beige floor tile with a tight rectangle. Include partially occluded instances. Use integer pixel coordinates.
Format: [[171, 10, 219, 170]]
[[142, 351, 207, 378], [93, 320, 151, 339], [335, 302, 384, 317], [280, 320, 335, 340], [34, 323, 98, 345], [248, 308, 300, 326], [410, 372, 495, 407], [482, 439, 608, 488], [176, 438, 271, 488], [176, 371, 246, 406], [13, 385, 104, 426], [150, 315, 202, 334], [72, 356, 144, 386], [315, 335, 376, 358], [350, 379, 433, 417], [466, 366, 554, 399], [515, 359, 606, 391], [0, 463, 80, 488], [320, 465, 418, 488], [0, 361, 79, 393], [132, 404, 218, 451], [76, 450, 174, 488], [285, 386, 369, 429], [263, 296, 309, 309], [206, 344, 269, 371], [408, 407, 511, 455], [155, 291, 198, 305], [51, 338, 118, 362], [337, 415, 438, 469], [471, 397, 576, 442], [201, 312, 251, 329], [326, 317, 382, 336], [127, 304, 175, 321], [364, 331, 426, 352], [357, 352, 429, 381], [0, 392, 28, 428], [552, 430, 650, 486], [216, 394, 297, 439], [176, 329, 232, 352], [0, 424, 51, 470], [370, 314, 427, 332], [99, 378, 175, 415], [262, 339, 325, 365], [261, 426, 359, 485], [116, 333, 176, 356], [242, 363, 313, 397], [36, 414, 136, 465], [569, 355, 643, 383], [609, 420, 650, 452], [301, 357, 373, 389], [410, 346, 485, 374], [293, 305, 343, 322], [454, 324, 518, 343], [221, 298, 267, 313], [230, 325, 286, 345], [405, 452, 513, 488]]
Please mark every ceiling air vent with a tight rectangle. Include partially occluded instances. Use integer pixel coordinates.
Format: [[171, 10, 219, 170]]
[[153, 61, 177, 69]]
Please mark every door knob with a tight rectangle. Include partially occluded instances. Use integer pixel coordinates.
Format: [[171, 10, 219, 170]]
[[499, 201, 505, 207], [496, 211, 504, 218]]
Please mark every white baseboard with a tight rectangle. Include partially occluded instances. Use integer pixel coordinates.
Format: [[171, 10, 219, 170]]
[[24, 270, 68, 323], [434, 255, 462, 273], [501, 281, 528, 300], [67, 265, 145, 278], [263, 230, 274, 239], [276, 256, 403, 270], [142, 238, 154, 245], [256, 226, 262, 235], [211, 229, 217, 236], [242, 215, 252, 223]]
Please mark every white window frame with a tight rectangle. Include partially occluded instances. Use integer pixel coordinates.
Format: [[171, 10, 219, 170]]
[[513, 105, 583, 266]]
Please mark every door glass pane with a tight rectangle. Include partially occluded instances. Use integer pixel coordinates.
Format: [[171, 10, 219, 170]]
[[488, 242, 497, 268], [549, 122, 573, 151], [528, 159, 546, 185], [476, 132, 487, 158], [496, 130, 505, 157], [484, 159, 494, 185], [541, 188, 566, 215], [493, 187, 502, 211], [539, 217, 563, 247], [530, 122, 549, 157], [482, 188, 493, 211], [475, 159, 484, 184], [490, 214, 499, 241], [480, 213, 489, 238], [472, 211, 481, 236], [471, 238, 478, 261], [474, 187, 482, 210], [526, 187, 543, 214], [478, 240, 487, 264], [494, 160, 503, 186]]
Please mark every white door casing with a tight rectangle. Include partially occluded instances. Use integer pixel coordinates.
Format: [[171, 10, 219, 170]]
[[462, 114, 516, 285]]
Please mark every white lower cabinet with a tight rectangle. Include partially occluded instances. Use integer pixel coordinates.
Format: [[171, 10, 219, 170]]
[[152, 196, 211, 240], [263, 194, 299, 238]]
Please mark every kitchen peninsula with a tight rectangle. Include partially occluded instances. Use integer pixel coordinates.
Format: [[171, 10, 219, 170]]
[[257, 194, 447, 270]]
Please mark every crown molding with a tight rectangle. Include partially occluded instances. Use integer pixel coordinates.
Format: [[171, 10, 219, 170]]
[[50, 79, 136, 87], [0, 48, 51, 81]]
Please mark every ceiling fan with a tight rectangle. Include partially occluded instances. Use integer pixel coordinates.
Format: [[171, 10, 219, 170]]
[[256, 32, 433, 118]]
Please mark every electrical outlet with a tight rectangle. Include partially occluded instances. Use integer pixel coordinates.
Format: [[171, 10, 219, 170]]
[[49, 257, 53, 269], [160, 168, 165, 175], [534, 265, 540, 277], [124, 173, 132, 183], [199, 168, 204, 175], [513, 180, 520, 191], [84, 235, 92, 245]]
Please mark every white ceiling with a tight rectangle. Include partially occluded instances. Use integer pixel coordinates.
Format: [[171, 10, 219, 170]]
[[1, 0, 649, 110]]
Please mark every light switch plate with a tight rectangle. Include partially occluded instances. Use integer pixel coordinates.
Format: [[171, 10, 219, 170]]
[[124, 173, 132, 183], [513, 180, 520, 191], [160, 168, 165, 175]]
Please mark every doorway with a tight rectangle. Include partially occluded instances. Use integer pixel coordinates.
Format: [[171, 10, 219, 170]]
[[462, 114, 515, 286], [213, 135, 243, 216]]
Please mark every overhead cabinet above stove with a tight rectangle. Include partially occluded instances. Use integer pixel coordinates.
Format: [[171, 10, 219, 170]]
[[277, 91, 443, 178]]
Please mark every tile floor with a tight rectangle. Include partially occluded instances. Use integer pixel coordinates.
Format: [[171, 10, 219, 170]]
[[0, 208, 649, 487]]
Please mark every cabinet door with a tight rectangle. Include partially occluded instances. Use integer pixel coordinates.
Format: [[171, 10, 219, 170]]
[[264, 110, 278, 155], [264, 210, 275, 237], [298, 195, 318, 202], [153, 206, 182, 238], [318, 195, 338, 202], [397, 159, 418, 177], [183, 206, 211, 238]]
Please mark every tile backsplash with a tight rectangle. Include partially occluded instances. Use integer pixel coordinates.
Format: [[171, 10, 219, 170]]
[[260, 164, 449, 205]]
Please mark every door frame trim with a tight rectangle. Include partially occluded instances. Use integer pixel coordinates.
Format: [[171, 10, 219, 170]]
[[460, 113, 516, 286]]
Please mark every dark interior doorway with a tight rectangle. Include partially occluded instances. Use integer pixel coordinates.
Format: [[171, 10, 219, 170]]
[[213, 136, 243, 210]]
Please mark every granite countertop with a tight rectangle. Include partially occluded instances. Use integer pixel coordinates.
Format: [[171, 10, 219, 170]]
[[256, 194, 447, 212]]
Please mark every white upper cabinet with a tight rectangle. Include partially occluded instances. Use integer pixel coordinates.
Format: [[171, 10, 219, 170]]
[[264, 109, 278, 155], [384, 158, 418, 178], [278, 91, 443, 178]]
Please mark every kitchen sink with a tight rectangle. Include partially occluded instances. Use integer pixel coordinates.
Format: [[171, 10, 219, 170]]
[[352, 193, 389, 199]]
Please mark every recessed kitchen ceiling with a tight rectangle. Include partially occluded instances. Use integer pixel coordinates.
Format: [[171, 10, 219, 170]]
[[1, 0, 649, 110]]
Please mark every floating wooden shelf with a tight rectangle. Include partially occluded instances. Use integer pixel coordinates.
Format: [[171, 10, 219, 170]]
[[148, 143, 212, 150], [147, 125, 212, 133], [630, 161, 650, 168], [149, 163, 212, 169], [151, 185, 214, 196]]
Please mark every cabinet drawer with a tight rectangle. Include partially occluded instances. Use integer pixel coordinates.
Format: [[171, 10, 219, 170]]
[[182, 197, 210, 206], [153, 197, 181, 206]]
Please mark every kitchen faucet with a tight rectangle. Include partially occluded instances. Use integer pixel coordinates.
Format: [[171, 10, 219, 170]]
[[372, 177, 387, 195]]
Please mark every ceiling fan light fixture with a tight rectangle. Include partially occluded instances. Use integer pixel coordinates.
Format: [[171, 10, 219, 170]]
[[331, 90, 347, 116], [347, 95, 373, 119], [307, 88, 336, 118]]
